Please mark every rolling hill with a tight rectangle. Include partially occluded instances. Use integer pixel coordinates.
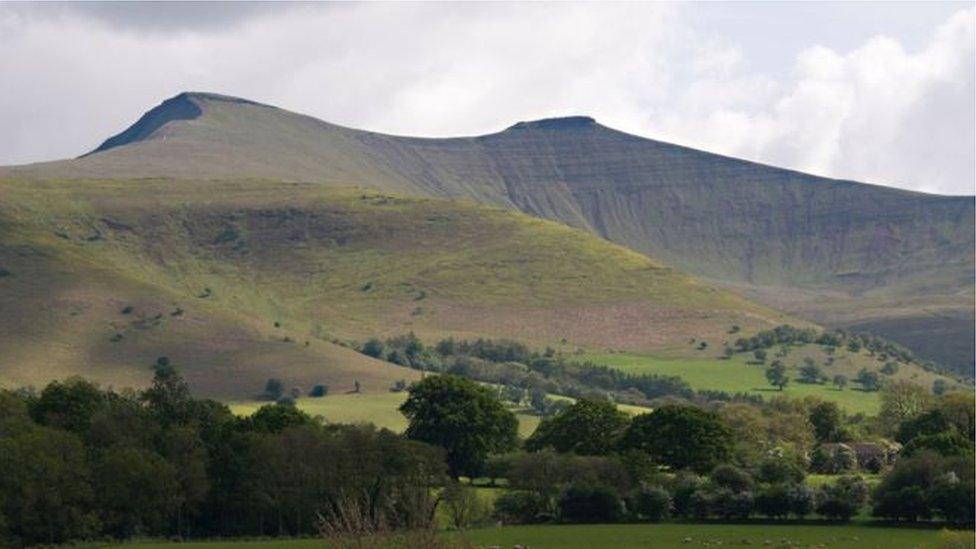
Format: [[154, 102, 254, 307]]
[[0, 179, 789, 396], [5, 92, 971, 374]]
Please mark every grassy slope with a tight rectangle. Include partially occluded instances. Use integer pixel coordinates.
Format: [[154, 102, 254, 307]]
[[8, 92, 970, 373], [0, 178, 789, 397], [581, 344, 961, 415]]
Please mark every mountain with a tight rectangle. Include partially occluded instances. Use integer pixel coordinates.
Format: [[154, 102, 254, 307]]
[[3, 92, 973, 375]]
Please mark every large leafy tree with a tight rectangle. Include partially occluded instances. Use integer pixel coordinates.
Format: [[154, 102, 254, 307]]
[[400, 375, 517, 478], [525, 397, 629, 455], [619, 405, 733, 473]]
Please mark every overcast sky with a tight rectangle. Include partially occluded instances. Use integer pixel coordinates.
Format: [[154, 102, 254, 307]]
[[1, 2, 973, 195]]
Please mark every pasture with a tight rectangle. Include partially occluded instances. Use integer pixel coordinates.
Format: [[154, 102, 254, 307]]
[[103, 523, 972, 548]]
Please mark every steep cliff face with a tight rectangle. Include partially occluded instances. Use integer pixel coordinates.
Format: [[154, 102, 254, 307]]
[[5, 93, 973, 372]]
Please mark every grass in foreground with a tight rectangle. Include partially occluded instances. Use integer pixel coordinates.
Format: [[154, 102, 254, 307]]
[[461, 523, 972, 548], [101, 523, 973, 549]]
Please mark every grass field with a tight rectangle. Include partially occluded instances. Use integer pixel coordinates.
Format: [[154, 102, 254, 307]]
[[102, 523, 973, 548], [232, 394, 545, 438], [229, 389, 653, 438], [579, 345, 960, 415]]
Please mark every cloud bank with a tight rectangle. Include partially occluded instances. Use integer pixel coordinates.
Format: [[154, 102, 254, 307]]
[[0, 2, 972, 194]]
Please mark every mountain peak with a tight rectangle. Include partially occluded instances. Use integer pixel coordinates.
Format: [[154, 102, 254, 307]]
[[86, 92, 266, 156], [506, 116, 597, 131], [87, 93, 203, 155]]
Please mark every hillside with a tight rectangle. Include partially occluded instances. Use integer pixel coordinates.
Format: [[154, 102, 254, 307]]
[[0, 178, 789, 396], [5, 92, 971, 374]]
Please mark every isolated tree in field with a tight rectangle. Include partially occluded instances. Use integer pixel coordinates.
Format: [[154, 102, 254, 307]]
[[526, 397, 629, 455], [880, 362, 900, 375], [400, 375, 517, 478], [855, 369, 883, 392], [833, 374, 848, 391], [618, 405, 733, 473], [765, 361, 789, 391], [264, 378, 284, 400], [798, 362, 825, 384]]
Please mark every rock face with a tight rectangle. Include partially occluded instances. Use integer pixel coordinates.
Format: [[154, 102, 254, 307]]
[[4, 92, 973, 373]]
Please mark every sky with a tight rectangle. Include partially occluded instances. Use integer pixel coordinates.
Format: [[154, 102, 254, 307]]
[[0, 1, 973, 195]]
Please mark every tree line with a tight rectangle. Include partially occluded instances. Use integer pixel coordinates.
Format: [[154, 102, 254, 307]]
[[360, 334, 773, 408], [0, 362, 446, 546]]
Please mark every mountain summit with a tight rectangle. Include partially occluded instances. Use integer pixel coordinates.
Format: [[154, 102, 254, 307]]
[[3, 92, 973, 373]]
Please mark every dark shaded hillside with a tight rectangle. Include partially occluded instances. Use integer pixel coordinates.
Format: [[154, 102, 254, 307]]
[[4, 92, 973, 373]]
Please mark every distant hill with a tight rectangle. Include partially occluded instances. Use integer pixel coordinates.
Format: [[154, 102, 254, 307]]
[[0, 180, 790, 395], [3, 92, 973, 375]]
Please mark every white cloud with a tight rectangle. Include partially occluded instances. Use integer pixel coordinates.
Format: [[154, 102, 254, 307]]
[[655, 9, 975, 194], [0, 3, 972, 194]]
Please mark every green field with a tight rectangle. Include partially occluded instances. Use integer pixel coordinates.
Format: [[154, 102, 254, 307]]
[[231, 393, 545, 438], [229, 389, 653, 438], [580, 346, 960, 415], [102, 523, 972, 548]]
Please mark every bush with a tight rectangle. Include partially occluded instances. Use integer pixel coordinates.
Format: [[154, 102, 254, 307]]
[[493, 491, 549, 524], [309, 384, 328, 398], [788, 483, 815, 518], [558, 483, 622, 523], [361, 338, 385, 358], [710, 464, 753, 492], [754, 484, 791, 519], [389, 380, 408, 393], [711, 488, 753, 519], [631, 485, 671, 521], [757, 457, 805, 484], [816, 476, 869, 521]]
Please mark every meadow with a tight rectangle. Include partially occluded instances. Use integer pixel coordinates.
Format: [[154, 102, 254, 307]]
[[229, 390, 651, 438], [579, 343, 959, 415], [101, 523, 973, 549]]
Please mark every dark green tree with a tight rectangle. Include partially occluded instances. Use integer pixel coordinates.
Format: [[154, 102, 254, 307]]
[[765, 361, 789, 391], [618, 405, 732, 473], [400, 375, 517, 478], [525, 397, 629, 455], [809, 401, 844, 443], [143, 361, 192, 426]]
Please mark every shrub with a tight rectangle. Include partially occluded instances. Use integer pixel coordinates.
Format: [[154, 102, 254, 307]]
[[264, 378, 284, 400], [309, 384, 328, 398], [710, 464, 754, 492], [754, 484, 791, 519], [389, 379, 408, 393], [788, 483, 815, 518], [711, 488, 753, 519], [558, 483, 623, 523], [493, 491, 549, 524], [361, 338, 385, 358], [757, 457, 804, 484], [669, 472, 704, 518], [631, 485, 671, 521], [816, 476, 868, 521]]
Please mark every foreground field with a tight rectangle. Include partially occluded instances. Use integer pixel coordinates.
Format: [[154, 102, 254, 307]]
[[104, 523, 972, 549], [462, 523, 972, 548]]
